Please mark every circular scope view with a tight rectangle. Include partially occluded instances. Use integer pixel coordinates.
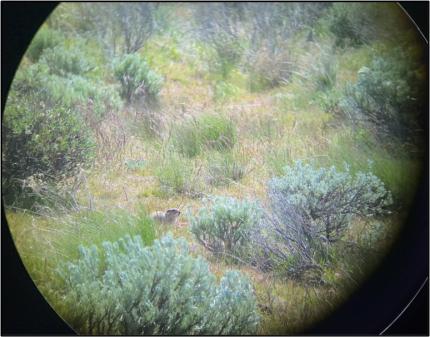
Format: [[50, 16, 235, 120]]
[[2, 3, 427, 335]]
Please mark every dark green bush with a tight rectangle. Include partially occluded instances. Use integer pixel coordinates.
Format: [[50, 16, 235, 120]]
[[340, 48, 426, 145], [1, 60, 122, 207], [2, 90, 95, 207], [114, 53, 163, 104], [325, 3, 382, 48], [57, 234, 260, 335]]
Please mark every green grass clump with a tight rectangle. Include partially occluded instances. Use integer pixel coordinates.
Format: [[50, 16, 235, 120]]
[[153, 151, 196, 196], [266, 145, 293, 176], [205, 151, 248, 187], [41, 207, 157, 265], [172, 114, 237, 157], [322, 130, 423, 207], [5, 206, 157, 302]]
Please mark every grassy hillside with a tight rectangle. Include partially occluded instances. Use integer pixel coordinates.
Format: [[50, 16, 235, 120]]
[[3, 3, 426, 334]]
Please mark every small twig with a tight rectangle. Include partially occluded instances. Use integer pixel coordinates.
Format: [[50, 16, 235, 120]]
[[123, 186, 129, 202]]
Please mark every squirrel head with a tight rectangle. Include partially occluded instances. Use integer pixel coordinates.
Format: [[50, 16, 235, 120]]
[[165, 208, 181, 222]]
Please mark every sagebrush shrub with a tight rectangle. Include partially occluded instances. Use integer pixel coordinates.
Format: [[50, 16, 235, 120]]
[[270, 161, 392, 242], [252, 161, 392, 278], [57, 234, 259, 335], [340, 49, 426, 145], [2, 88, 95, 207], [172, 114, 237, 158], [114, 53, 163, 104], [189, 196, 262, 259], [10, 62, 121, 120], [2, 60, 121, 207]]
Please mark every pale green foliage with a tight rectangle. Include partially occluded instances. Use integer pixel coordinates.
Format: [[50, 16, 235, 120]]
[[114, 53, 163, 104], [269, 161, 393, 241], [39, 45, 94, 76], [189, 196, 262, 258], [12, 62, 122, 120], [3, 54, 121, 207], [251, 161, 393, 280], [2, 65, 96, 207], [57, 234, 259, 335], [213, 80, 240, 102]]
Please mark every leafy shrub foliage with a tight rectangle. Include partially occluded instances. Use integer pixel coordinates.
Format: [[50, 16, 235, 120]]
[[2, 58, 121, 206], [213, 80, 240, 102], [189, 196, 262, 259], [114, 53, 163, 104], [340, 49, 426, 145], [57, 234, 259, 335], [2, 73, 95, 207], [39, 45, 94, 76], [10, 62, 121, 121], [325, 3, 384, 48], [252, 161, 392, 279], [172, 114, 237, 158], [26, 27, 63, 62]]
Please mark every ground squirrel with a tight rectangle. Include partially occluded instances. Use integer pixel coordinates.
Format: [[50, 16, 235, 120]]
[[151, 208, 181, 225]]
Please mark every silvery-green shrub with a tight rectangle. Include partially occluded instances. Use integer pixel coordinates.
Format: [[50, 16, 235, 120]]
[[270, 161, 392, 241], [252, 161, 392, 277], [57, 234, 259, 335], [189, 196, 262, 259]]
